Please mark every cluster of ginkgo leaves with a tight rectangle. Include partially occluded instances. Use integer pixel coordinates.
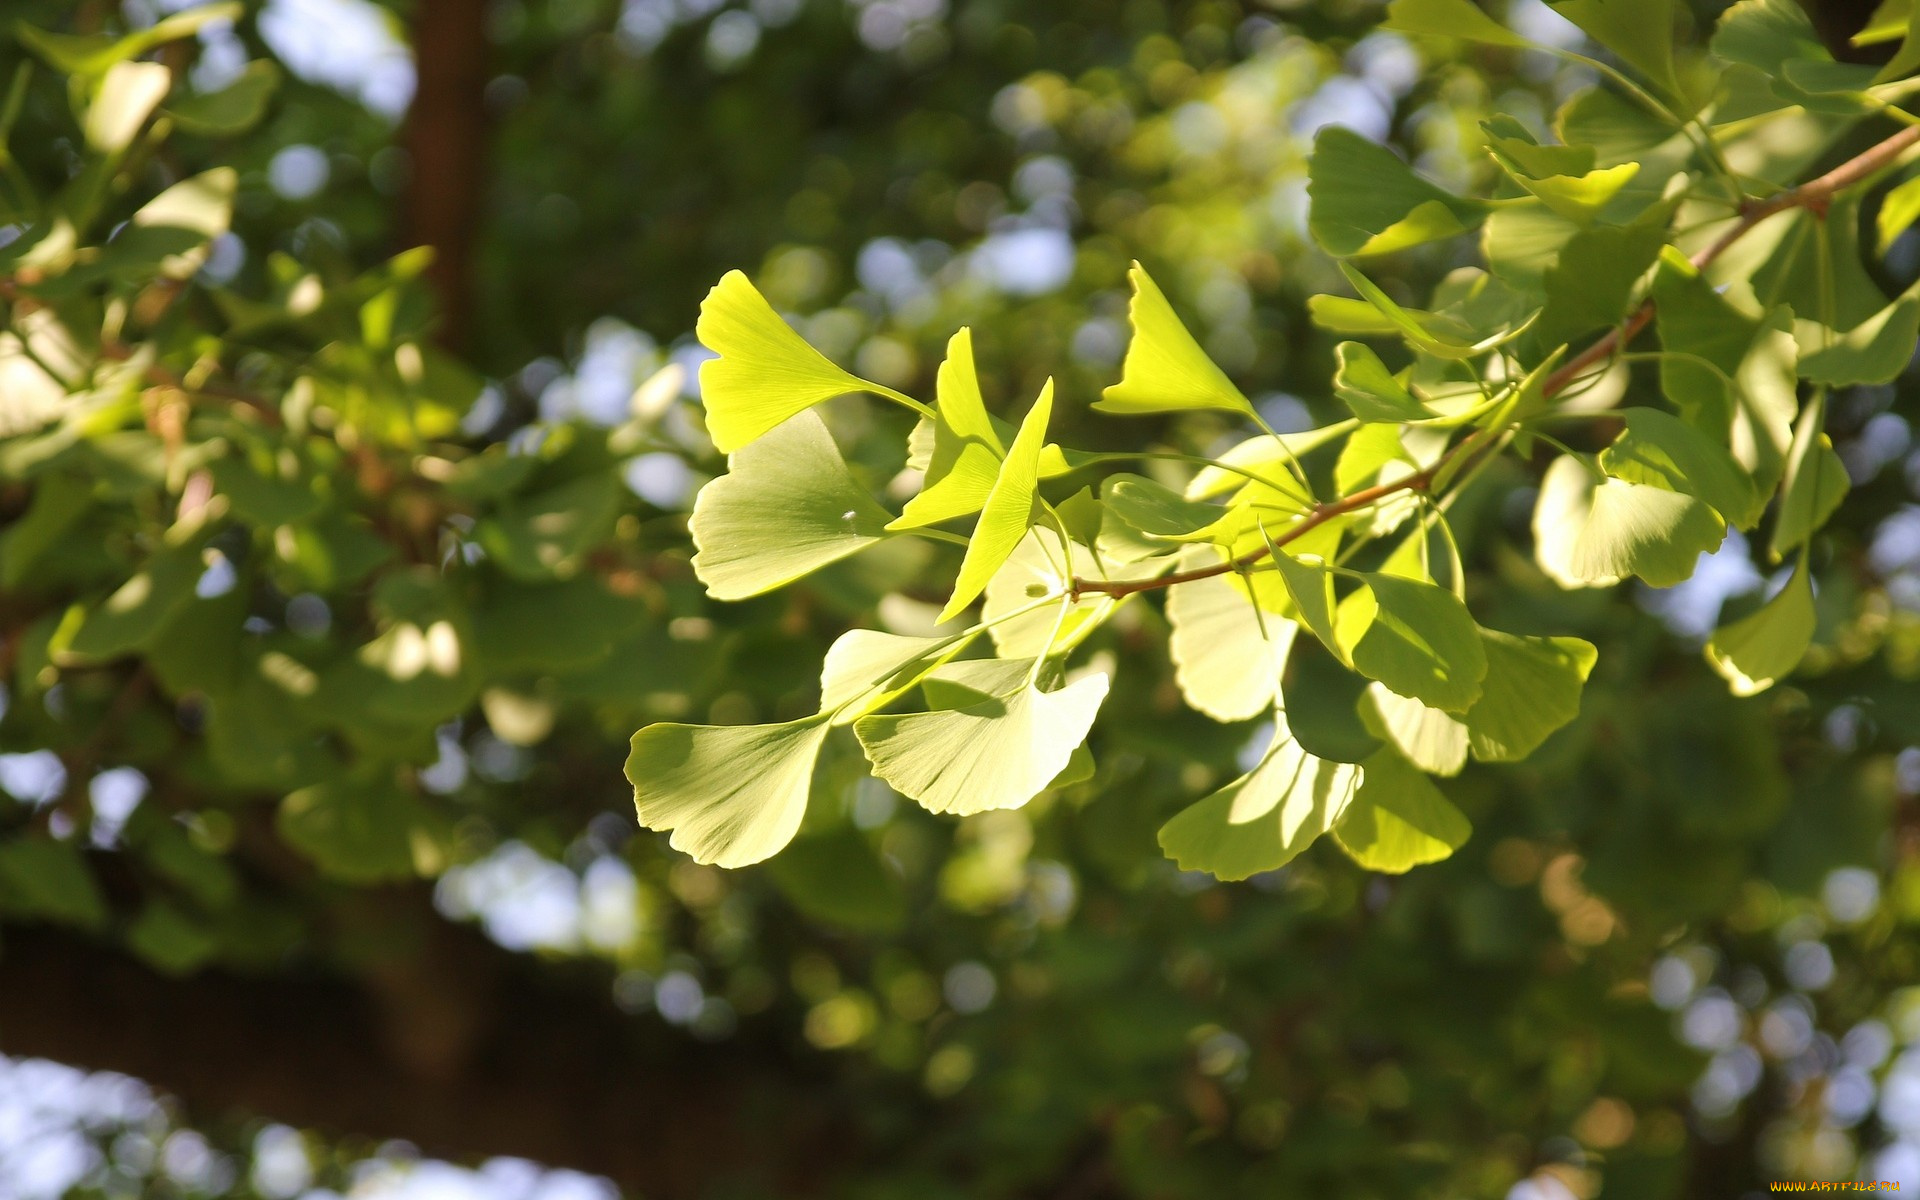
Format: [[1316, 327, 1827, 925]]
[[628, 0, 1920, 880]]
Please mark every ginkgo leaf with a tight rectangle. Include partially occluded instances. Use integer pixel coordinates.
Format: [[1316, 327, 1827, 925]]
[[1307, 126, 1487, 258], [1334, 342, 1432, 422], [1878, 174, 1920, 254], [1551, 0, 1685, 99], [890, 328, 1005, 529], [1334, 572, 1488, 713], [1102, 474, 1231, 541], [980, 526, 1163, 657], [1798, 279, 1920, 386], [87, 60, 171, 154], [1600, 407, 1761, 529], [1273, 547, 1342, 657], [1095, 263, 1255, 417], [1771, 395, 1849, 559], [818, 629, 976, 724], [626, 716, 830, 868], [1156, 713, 1365, 881], [696, 270, 881, 453], [854, 668, 1109, 815], [1527, 163, 1642, 222], [1167, 551, 1299, 722], [1706, 557, 1816, 696], [1532, 455, 1724, 589], [1185, 423, 1353, 500], [1364, 682, 1468, 776], [939, 380, 1053, 623], [1333, 749, 1471, 873], [1465, 631, 1597, 762], [1383, 0, 1530, 47], [690, 409, 894, 599]]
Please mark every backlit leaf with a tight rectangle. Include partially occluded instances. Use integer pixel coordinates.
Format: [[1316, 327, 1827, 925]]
[[1157, 713, 1365, 880], [1333, 750, 1471, 872], [1465, 630, 1597, 761], [1533, 455, 1725, 588], [1706, 557, 1816, 696], [691, 409, 894, 599], [1799, 279, 1920, 387], [890, 328, 1004, 528], [626, 717, 830, 867], [939, 380, 1053, 623], [1600, 407, 1761, 529], [1334, 572, 1488, 713], [1334, 342, 1431, 422], [854, 667, 1109, 815], [1167, 551, 1299, 722], [696, 270, 880, 453], [1382, 0, 1530, 46], [1364, 683, 1468, 776], [1770, 395, 1848, 559], [1096, 263, 1254, 417], [818, 629, 975, 724]]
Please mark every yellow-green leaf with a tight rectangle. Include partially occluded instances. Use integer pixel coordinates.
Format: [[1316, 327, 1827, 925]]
[[1308, 126, 1487, 258], [1095, 263, 1254, 417], [689, 409, 894, 599], [939, 380, 1053, 623], [890, 328, 1005, 529], [695, 270, 880, 453], [1167, 551, 1299, 722], [626, 717, 829, 868], [1533, 455, 1725, 588], [1770, 395, 1848, 559], [1706, 557, 1816, 696], [1333, 749, 1471, 873], [1464, 630, 1596, 762], [854, 667, 1109, 815], [1157, 712, 1365, 881], [1334, 572, 1488, 713]]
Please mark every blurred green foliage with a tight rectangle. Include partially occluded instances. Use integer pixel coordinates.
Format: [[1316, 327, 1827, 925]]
[[7, 2, 1920, 1198]]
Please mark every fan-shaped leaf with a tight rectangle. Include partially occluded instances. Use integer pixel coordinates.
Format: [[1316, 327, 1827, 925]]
[[1770, 396, 1848, 559], [1364, 683, 1468, 776], [890, 328, 1005, 529], [939, 380, 1054, 622], [695, 270, 879, 453], [1383, 0, 1530, 47], [818, 629, 975, 724], [1157, 713, 1365, 880], [690, 409, 894, 600], [854, 668, 1109, 816], [1533, 455, 1725, 588], [1706, 557, 1816, 696], [1600, 407, 1761, 529], [1096, 263, 1254, 417], [1334, 342, 1432, 422], [1465, 631, 1596, 761], [1308, 126, 1487, 258], [626, 717, 830, 868], [1167, 553, 1299, 722], [1334, 572, 1487, 713], [1333, 750, 1471, 873]]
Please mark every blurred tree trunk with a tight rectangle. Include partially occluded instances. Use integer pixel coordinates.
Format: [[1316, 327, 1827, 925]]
[[0, 903, 869, 1198], [403, 0, 490, 351]]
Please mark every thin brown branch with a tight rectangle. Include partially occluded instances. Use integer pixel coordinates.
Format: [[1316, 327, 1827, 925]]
[[1071, 122, 1920, 601]]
